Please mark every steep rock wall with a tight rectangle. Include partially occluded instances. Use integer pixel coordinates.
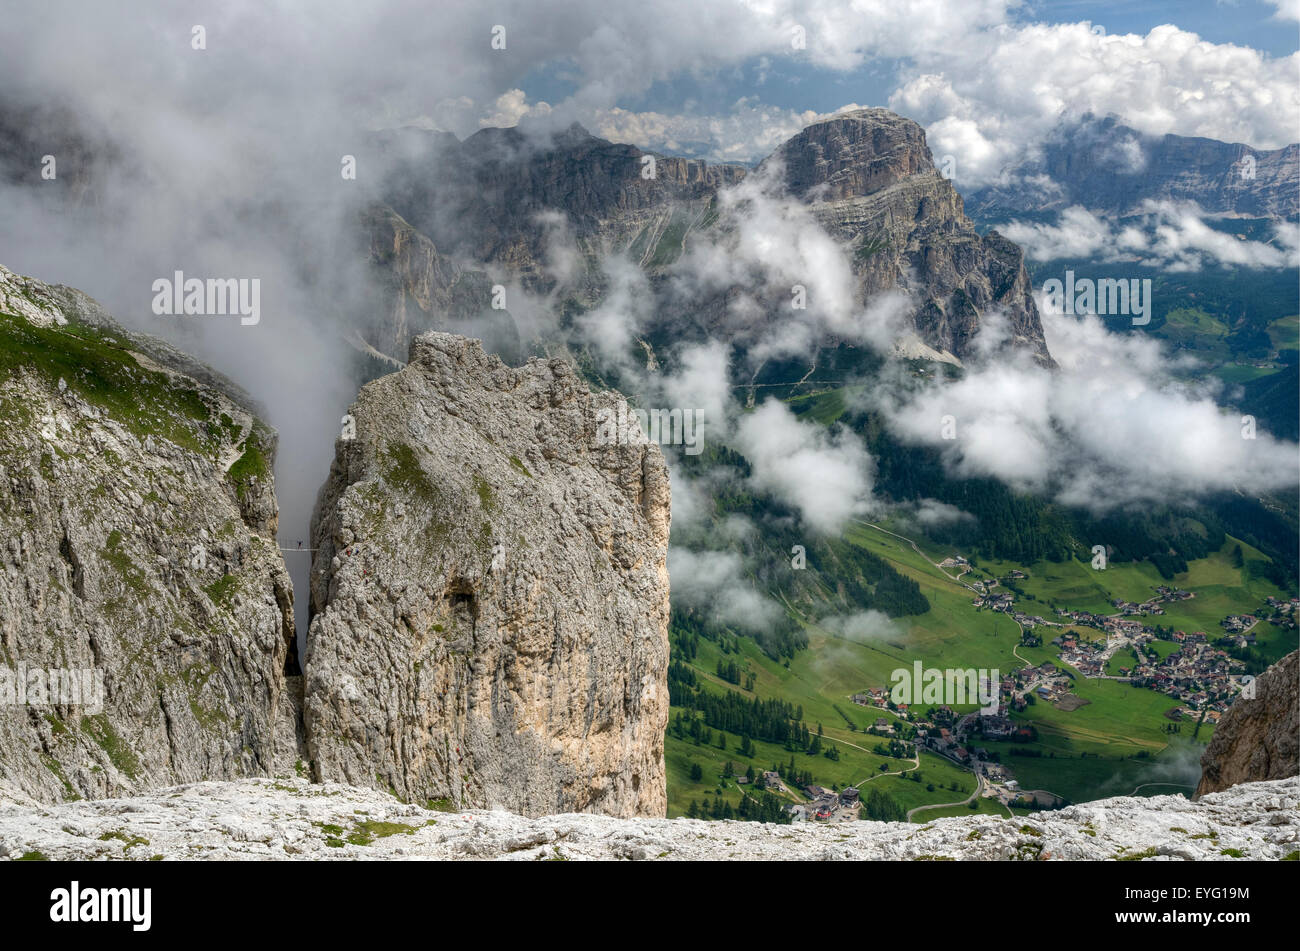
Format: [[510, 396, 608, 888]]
[[303, 332, 670, 817], [0, 265, 302, 803]]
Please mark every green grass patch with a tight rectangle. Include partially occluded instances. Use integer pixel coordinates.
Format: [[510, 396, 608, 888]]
[[0, 311, 213, 454], [383, 442, 438, 503], [83, 714, 141, 780]]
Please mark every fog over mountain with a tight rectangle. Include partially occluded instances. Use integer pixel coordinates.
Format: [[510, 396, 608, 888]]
[[0, 2, 1297, 882]]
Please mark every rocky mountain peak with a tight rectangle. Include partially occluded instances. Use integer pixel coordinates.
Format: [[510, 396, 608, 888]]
[[965, 113, 1300, 220], [764, 107, 937, 201], [303, 332, 671, 816], [367, 106, 1051, 367]]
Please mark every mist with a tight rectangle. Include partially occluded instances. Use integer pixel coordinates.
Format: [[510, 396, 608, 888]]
[[3, 1, 1297, 644]]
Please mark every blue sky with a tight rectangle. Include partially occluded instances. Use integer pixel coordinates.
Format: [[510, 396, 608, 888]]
[[496, 0, 1299, 180], [1031, 0, 1298, 56], [523, 0, 1298, 119]]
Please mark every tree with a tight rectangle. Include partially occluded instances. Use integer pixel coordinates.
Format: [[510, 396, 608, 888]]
[[689, 762, 703, 782], [861, 789, 905, 821]]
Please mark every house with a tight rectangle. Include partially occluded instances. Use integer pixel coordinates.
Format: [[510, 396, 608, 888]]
[[982, 716, 1015, 738], [762, 771, 782, 788], [839, 787, 860, 805]]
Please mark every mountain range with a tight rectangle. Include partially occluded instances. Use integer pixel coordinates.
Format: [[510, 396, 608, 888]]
[[963, 113, 1299, 222], [0, 103, 1296, 834]]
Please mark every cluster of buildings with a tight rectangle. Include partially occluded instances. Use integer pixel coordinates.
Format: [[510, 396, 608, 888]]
[[1121, 637, 1250, 713], [1056, 636, 1109, 677], [1262, 597, 1299, 630], [841, 557, 1285, 806], [1220, 614, 1257, 634], [1052, 588, 1194, 635], [972, 589, 1050, 628], [1050, 625, 1249, 713], [786, 785, 859, 822], [918, 725, 970, 764], [1112, 587, 1193, 616]]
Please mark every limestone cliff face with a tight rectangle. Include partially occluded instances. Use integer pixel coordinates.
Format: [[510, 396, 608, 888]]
[[303, 332, 670, 817], [1197, 650, 1298, 797], [370, 110, 1051, 368], [364, 123, 743, 363], [359, 204, 521, 366], [381, 123, 743, 287], [766, 109, 1053, 365], [0, 265, 302, 804]]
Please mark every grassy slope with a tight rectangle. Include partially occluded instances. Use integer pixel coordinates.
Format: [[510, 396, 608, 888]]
[[669, 509, 1291, 811]]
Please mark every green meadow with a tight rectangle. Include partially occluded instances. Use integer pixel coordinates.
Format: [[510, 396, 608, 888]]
[[668, 518, 1288, 813]]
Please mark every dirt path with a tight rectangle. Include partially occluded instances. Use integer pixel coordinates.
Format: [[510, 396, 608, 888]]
[[1129, 782, 1196, 797], [906, 775, 986, 821]]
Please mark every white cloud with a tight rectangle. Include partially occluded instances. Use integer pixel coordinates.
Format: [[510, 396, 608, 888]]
[[820, 609, 901, 643], [479, 89, 553, 128], [891, 23, 1300, 185], [908, 498, 977, 529], [591, 101, 831, 163], [1002, 202, 1300, 270], [1266, 0, 1300, 22], [877, 308, 1300, 511], [668, 546, 783, 632], [733, 399, 877, 533]]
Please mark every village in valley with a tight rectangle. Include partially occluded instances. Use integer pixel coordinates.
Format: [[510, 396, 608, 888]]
[[670, 535, 1296, 825], [960, 555, 1290, 719], [821, 552, 1299, 819]]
